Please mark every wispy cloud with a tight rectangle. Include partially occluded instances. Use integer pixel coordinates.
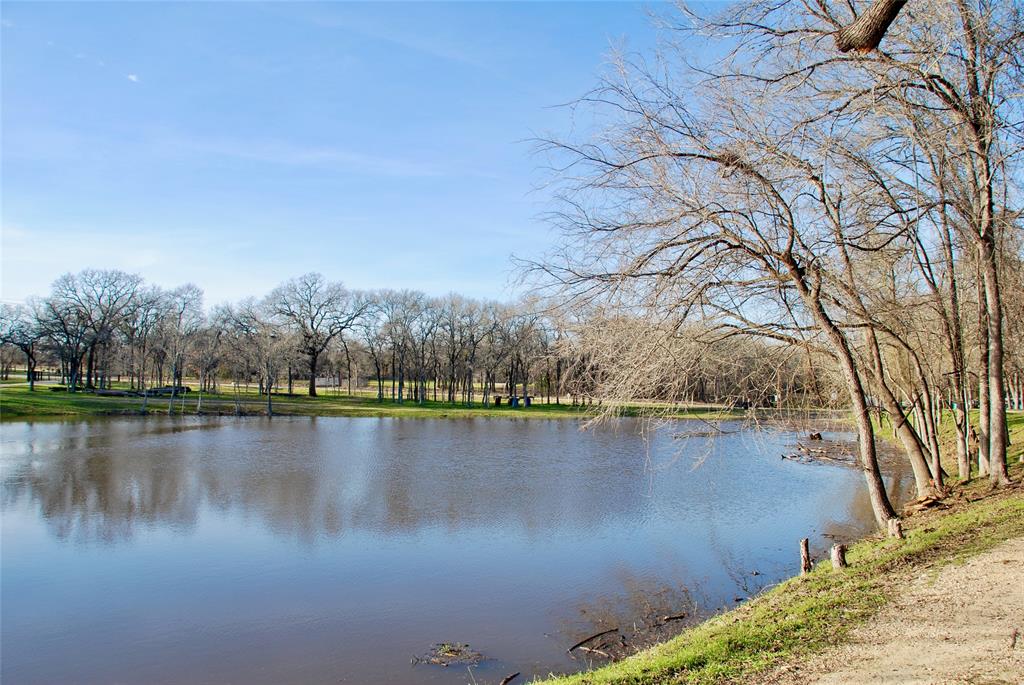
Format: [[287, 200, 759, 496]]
[[126, 73, 140, 83], [169, 136, 446, 178], [308, 12, 489, 71], [4, 125, 470, 179]]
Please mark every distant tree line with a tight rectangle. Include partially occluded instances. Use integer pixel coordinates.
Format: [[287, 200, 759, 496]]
[[2, 269, 838, 412]]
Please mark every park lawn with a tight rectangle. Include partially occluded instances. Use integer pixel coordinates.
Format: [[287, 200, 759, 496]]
[[0, 385, 147, 417], [0, 383, 739, 421], [871, 407, 1024, 476], [1009, 411, 1024, 461]]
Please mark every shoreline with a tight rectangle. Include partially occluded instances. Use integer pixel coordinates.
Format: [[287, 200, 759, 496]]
[[0, 383, 821, 422], [4, 386, 1020, 684], [536, 458, 1023, 684]]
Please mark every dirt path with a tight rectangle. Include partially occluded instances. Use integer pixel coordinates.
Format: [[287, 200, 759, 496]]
[[765, 537, 1024, 685]]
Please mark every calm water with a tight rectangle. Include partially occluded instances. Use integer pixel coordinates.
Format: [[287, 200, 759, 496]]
[[1, 416, 910, 685]]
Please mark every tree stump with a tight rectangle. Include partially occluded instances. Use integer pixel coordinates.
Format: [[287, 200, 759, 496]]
[[800, 538, 812, 575], [887, 518, 904, 539], [830, 544, 848, 570]]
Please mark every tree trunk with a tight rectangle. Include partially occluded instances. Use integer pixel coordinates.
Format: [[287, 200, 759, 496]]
[[86, 342, 97, 389], [977, 275, 991, 477], [522, 367, 528, 406], [373, 357, 383, 402], [921, 391, 943, 489], [953, 390, 971, 481], [340, 338, 352, 397], [834, 0, 907, 53], [308, 353, 318, 397], [197, 370, 204, 414], [980, 236, 1011, 485], [865, 330, 937, 497], [26, 351, 36, 391], [556, 359, 562, 404], [798, 279, 896, 530], [168, 361, 178, 415], [398, 362, 404, 404]]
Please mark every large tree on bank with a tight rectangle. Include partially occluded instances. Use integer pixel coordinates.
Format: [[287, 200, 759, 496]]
[[535, 0, 1022, 530]]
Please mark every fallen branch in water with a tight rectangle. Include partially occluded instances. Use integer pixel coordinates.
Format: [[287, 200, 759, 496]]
[[660, 613, 687, 623], [780, 442, 860, 468], [578, 645, 612, 659], [499, 672, 520, 685], [567, 627, 619, 654]]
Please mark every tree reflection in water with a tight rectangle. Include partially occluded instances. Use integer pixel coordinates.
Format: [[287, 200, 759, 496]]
[[1, 416, 910, 685]]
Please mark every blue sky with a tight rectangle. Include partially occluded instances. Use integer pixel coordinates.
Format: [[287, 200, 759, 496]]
[[1, 1, 664, 307]]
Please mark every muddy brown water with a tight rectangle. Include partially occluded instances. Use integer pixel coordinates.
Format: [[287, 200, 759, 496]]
[[0, 416, 910, 685]]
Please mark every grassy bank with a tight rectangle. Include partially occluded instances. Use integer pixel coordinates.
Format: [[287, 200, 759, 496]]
[[538, 457, 1023, 685], [0, 383, 738, 421], [870, 408, 1023, 479]]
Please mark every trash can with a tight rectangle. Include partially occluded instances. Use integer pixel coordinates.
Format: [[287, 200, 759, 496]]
[[524, 396, 532, 407], [494, 396, 502, 406], [511, 396, 520, 408]]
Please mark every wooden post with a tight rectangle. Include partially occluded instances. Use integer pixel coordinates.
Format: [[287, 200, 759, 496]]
[[887, 518, 904, 539], [800, 538, 812, 575], [830, 544, 848, 570]]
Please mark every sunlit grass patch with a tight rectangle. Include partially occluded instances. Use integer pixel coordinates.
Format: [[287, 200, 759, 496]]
[[0, 384, 740, 422]]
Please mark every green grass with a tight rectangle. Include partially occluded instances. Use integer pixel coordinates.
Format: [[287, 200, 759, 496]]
[[1009, 411, 1024, 460], [537, 459, 1023, 685], [870, 406, 1024, 476], [0, 383, 739, 421]]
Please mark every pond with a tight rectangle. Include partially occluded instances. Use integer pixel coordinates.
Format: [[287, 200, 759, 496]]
[[0, 416, 910, 685]]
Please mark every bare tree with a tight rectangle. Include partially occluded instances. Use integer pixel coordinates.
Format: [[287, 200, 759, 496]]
[[0, 303, 44, 390], [532, 24, 945, 527], [268, 273, 368, 397], [37, 276, 92, 392], [700, 0, 1022, 483], [160, 285, 204, 413], [222, 299, 288, 416], [119, 286, 165, 397], [57, 269, 142, 389]]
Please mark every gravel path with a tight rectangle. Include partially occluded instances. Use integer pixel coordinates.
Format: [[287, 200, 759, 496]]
[[765, 537, 1024, 685]]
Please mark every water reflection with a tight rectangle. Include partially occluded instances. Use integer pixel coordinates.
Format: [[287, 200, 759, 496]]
[[4, 418, 666, 543], [556, 571, 701, 665], [1, 416, 910, 685]]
